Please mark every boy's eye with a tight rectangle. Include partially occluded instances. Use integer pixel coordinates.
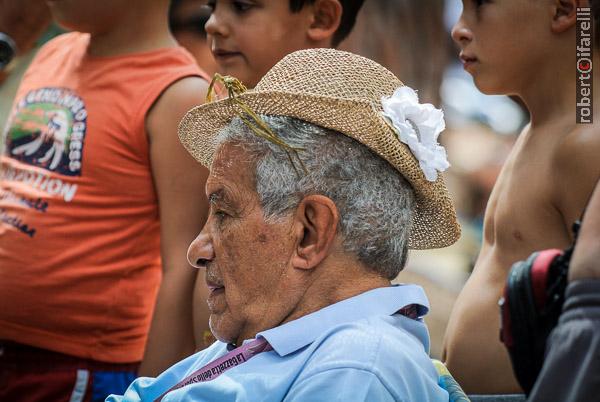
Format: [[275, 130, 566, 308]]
[[205, 0, 216, 12], [473, 0, 491, 7], [232, 0, 253, 13]]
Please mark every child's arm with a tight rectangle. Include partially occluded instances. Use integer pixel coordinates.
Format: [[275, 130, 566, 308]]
[[0, 0, 51, 84], [0, 0, 51, 50], [140, 76, 210, 376], [530, 180, 600, 401], [552, 126, 600, 235], [570, 178, 600, 282]]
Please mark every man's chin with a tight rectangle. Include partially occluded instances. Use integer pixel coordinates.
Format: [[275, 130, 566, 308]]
[[209, 315, 239, 345]]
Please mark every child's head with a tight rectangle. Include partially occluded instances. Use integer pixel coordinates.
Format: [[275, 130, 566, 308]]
[[451, 0, 597, 96], [170, 0, 218, 75], [46, 0, 169, 35], [205, 0, 364, 87]]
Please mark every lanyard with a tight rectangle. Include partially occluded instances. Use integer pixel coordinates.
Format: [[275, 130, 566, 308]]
[[154, 338, 272, 402], [155, 304, 418, 401]]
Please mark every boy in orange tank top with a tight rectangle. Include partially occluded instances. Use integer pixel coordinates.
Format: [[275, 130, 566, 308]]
[[443, 0, 600, 393], [0, 0, 212, 400]]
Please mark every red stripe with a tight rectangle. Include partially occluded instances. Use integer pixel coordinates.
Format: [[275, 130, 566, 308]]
[[531, 249, 563, 309]]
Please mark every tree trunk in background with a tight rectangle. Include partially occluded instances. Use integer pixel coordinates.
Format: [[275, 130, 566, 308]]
[[340, 0, 449, 106]]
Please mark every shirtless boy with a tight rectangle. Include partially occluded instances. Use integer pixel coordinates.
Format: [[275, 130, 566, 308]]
[[443, 0, 600, 393]]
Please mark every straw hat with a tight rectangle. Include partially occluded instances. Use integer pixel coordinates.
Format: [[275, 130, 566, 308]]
[[179, 48, 460, 249]]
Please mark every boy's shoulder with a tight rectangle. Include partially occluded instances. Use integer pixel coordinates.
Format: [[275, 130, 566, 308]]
[[29, 32, 86, 66], [554, 122, 600, 177], [554, 122, 600, 161], [483, 119, 599, 245], [552, 122, 600, 217]]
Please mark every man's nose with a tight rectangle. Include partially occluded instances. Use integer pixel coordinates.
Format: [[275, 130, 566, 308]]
[[451, 18, 473, 47], [187, 232, 214, 269]]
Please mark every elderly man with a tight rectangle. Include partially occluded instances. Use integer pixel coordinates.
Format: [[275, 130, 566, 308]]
[[109, 48, 460, 402]]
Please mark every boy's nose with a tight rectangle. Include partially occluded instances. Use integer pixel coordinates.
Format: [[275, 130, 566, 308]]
[[187, 232, 215, 269], [205, 10, 229, 38], [451, 19, 473, 46]]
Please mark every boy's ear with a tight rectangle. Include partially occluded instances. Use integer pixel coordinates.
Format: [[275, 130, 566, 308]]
[[307, 0, 343, 44], [290, 195, 339, 270], [551, 0, 579, 33]]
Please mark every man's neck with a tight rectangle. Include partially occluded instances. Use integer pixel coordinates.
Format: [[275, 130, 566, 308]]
[[280, 268, 390, 326], [234, 260, 391, 346], [87, 5, 176, 57]]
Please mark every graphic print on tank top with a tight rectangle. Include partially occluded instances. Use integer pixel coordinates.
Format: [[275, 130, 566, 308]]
[[3, 87, 87, 176]]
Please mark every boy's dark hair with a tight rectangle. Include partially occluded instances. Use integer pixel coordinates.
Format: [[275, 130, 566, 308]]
[[289, 0, 365, 46], [169, 0, 210, 39]]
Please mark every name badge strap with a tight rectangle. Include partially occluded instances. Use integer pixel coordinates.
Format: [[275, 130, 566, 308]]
[[154, 303, 418, 401], [154, 338, 271, 402]]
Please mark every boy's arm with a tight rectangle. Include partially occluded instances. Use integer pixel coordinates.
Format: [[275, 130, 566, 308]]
[[0, 0, 51, 83], [0, 0, 51, 52], [569, 179, 600, 281], [553, 126, 600, 232], [530, 179, 600, 400], [140, 75, 211, 376]]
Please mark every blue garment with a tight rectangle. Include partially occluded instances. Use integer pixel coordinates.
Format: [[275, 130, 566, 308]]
[[107, 285, 449, 402], [93, 370, 139, 402]]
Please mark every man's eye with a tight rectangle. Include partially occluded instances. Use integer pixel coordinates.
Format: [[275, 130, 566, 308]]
[[473, 0, 490, 7], [214, 210, 228, 220]]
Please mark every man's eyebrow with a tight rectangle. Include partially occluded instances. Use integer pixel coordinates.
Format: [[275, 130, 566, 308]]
[[208, 189, 222, 204], [208, 188, 233, 206]]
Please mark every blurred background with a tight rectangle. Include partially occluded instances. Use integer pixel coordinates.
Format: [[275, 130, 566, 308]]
[[0, 0, 528, 359]]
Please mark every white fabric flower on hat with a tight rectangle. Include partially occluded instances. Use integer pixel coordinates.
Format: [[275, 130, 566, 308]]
[[381, 86, 450, 182]]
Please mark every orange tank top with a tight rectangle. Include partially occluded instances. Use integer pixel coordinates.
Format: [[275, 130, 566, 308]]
[[0, 32, 207, 363]]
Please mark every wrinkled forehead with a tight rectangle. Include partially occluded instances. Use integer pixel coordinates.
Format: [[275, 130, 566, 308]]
[[209, 144, 237, 176], [206, 142, 257, 196]]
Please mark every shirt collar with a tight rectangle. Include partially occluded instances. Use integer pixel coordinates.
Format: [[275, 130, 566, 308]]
[[256, 284, 429, 357]]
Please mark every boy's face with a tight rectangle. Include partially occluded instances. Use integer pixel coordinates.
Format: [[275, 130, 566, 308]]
[[451, 0, 551, 95], [46, 0, 127, 33], [205, 0, 317, 88]]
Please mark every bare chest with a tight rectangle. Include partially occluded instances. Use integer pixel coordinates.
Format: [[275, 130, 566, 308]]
[[482, 143, 570, 258]]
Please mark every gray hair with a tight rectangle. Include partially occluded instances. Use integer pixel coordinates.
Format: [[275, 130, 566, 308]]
[[214, 116, 415, 280]]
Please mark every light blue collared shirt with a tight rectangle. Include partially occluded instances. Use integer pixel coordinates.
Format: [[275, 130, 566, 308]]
[[108, 285, 449, 402]]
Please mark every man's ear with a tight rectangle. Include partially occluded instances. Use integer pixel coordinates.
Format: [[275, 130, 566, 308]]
[[291, 195, 340, 270], [306, 0, 342, 44], [551, 0, 581, 33]]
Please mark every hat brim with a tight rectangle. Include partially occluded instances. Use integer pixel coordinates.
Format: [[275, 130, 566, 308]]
[[179, 90, 461, 250]]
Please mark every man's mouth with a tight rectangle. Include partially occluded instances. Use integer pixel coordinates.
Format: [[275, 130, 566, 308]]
[[206, 280, 225, 312], [208, 285, 225, 294], [206, 276, 225, 295]]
